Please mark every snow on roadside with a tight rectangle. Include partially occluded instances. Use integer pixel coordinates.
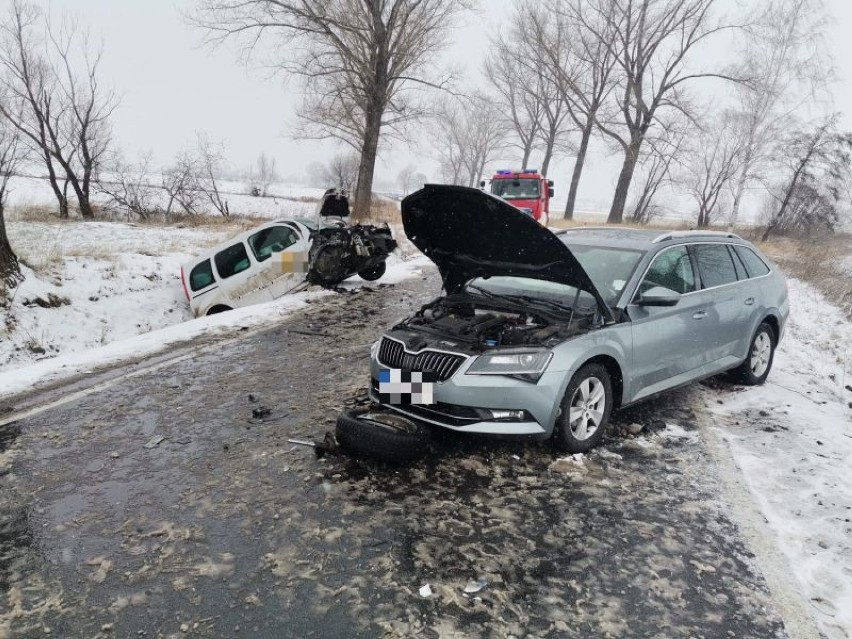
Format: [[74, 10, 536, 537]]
[[706, 277, 852, 639], [0, 212, 429, 399]]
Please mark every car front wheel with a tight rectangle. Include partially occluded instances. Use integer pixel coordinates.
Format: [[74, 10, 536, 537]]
[[553, 363, 613, 454], [734, 321, 776, 385]]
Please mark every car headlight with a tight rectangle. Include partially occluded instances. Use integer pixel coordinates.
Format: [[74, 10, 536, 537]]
[[466, 350, 553, 382], [370, 340, 380, 359]]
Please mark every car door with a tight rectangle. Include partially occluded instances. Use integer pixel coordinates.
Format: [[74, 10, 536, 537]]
[[247, 223, 310, 299], [627, 245, 714, 401], [691, 243, 754, 372], [213, 241, 273, 307]]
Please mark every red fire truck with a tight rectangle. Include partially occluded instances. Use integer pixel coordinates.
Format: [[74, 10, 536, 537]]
[[482, 169, 554, 225]]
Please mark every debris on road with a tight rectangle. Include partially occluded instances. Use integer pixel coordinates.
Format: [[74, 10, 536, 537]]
[[143, 435, 165, 449], [463, 579, 488, 594], [419, 584, 433, 598], [287, 438, 316, 448], [251, 406, 272, 419]]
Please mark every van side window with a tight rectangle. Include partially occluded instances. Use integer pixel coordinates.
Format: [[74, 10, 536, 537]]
[[189, 259, 215, 291], [639, 246, 696, 296], [733, 245, 771, 277], [215, 243, 251, 279], [694, 244, 738, 288], [249, 226, 299, 262]]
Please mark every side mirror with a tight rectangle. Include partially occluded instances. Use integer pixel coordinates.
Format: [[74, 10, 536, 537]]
[[548, 187, 555, 198], [479, 180, 486, 188], [547, 180, 554, 187], [635, 286, 681, 307]]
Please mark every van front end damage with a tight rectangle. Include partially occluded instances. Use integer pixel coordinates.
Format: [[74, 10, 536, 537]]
[[307, 223, 396, 287]]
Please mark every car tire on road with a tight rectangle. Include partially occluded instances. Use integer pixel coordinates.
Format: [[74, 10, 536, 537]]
[[733, 321, 776, 385], [358, 262, 387, 281], [335, 406, 430, 463], [553, 363, 613, 454]]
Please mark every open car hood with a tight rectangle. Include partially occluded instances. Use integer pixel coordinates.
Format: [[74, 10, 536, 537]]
[[401, 185, 614, 322]]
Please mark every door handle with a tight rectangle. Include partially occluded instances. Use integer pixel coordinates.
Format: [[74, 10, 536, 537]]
[[693, 311, 707, 319], [744, 297, 755, 305]]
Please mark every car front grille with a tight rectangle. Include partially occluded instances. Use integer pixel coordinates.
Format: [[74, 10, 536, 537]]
[[377, 337, 466, 382]]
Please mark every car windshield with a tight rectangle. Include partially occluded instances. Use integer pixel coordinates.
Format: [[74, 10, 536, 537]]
[[491, 178, 540, 200], [567, 245, 644, 304], [465, 276, 598, 315]]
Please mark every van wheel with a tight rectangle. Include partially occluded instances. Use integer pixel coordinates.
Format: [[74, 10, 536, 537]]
[[733, 322, 776, 385], [206, 305, 232, 315], [553, 363, 612, 454], [358, 262, 386, 281]]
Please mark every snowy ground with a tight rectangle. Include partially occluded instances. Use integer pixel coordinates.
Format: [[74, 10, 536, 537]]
[[701, 278, 852, 639]]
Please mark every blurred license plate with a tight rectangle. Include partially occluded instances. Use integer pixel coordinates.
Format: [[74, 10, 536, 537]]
[[378, 369, 436, 405]]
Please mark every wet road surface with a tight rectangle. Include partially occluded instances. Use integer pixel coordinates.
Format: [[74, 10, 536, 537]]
[[1, 269, 791, 638]]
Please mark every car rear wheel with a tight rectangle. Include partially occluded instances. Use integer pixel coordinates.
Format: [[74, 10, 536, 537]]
[[335, 405, 430, 463], [733, 322, 776, 385], [553, 363, 613, 454], [358, 261, 387, 281]]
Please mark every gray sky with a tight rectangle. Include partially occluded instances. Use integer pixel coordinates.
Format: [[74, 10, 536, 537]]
[[44, 0, 852, 211]]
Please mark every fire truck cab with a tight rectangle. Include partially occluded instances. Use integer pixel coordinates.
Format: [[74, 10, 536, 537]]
[[482, 169, 554, 225]]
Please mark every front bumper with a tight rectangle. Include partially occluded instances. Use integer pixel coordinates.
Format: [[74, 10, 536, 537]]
[[369, 355, 569, 436]]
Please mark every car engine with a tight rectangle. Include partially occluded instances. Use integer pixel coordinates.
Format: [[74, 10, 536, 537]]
[[398, 295, 590, 350]]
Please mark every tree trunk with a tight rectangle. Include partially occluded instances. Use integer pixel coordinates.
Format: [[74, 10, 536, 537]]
[[353, 103, 382, 220], [727, 160, 749, 232], [541, 134, 555, 178], [564, 118, 594, 220], [42, 150, 68, 219], [0, 205, 22, 288], [608, 138, 642, 224], [521, 143, 532, 169]]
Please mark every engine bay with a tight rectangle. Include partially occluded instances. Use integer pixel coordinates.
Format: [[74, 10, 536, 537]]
[[397, 294, 591, 350]]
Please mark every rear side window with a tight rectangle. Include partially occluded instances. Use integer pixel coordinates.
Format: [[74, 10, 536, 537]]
[[639, 246, 696, 295], [215, 243, 251, 279], [733, 245, 771, 277], [249, 225, 299, 262], [189, 259, 215, 291], [693, 244, 738, 288]]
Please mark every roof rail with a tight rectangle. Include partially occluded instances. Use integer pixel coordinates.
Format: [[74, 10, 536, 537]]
[[652, 230, 742, 243]]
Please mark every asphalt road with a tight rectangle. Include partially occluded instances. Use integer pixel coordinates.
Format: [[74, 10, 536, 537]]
[[1, 268, 793, 638]]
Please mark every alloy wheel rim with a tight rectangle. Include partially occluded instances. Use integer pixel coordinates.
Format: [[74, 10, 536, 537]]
[[568, 377, 606, 441], [750, 332, 772, 377]]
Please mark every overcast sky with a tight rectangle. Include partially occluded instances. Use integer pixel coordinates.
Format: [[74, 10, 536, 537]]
[[41, 0, 852, 212]]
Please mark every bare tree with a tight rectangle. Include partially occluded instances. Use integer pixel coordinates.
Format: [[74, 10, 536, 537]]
[[679, 113, 743, 227], [576, 0, 739, 223], [192, 0, 469, 218], [396, 163, 416, 196], [0, 1, 68, 217], [320, 152, 360, 193], [0, 114, 25, 288], [247, 152, 277, 197], [435, 94, 507, 188], [163, 149, 203, 215], [0, 0, 116, 220], [628, 131, 685, 224], [195, 134, 230, 217], [762, 118, 852, 240], [727, 0, 831, 231], [96, 152, 161, 219], [484, 38, 543, 169]]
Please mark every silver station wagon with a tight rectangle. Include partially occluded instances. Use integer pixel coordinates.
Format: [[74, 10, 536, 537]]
[[368, 185, 789, 453]]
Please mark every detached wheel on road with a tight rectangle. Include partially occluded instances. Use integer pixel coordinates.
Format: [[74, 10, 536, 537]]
[[358, 262, 387, 281], [733, 321, 776, 385], [553, 363, 613, 454], [335, 406, 430, 463]]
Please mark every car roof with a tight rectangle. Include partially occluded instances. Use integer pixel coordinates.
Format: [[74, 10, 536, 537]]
[[554, 227, 745, 251]]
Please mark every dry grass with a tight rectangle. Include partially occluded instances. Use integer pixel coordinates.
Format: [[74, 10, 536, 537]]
[[367, 197, 402, 224], [759, 233, 852, 319]]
